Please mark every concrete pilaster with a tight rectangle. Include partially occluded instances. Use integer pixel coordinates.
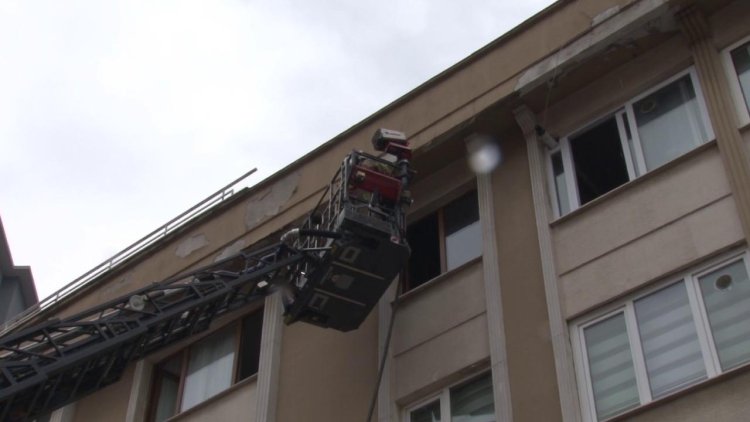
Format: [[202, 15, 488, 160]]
[[678, 6, 750, 241], [513, 105, 582, 422]]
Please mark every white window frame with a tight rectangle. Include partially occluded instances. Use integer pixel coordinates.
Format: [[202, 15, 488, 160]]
[[547, 67, 714, 217], [571, 250, 750, 421], [403, 371, 493, 422], [722, 34, 750, 127]]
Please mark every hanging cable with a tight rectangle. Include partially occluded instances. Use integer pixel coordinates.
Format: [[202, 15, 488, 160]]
[[366, 296, 400, 422]]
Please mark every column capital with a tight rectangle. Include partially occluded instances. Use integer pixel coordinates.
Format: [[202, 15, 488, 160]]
[[676, 5, 711, 46]]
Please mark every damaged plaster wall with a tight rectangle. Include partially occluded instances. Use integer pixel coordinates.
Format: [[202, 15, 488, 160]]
[[214, 239, 249, 262], [514, 0, 671, 95], [175, 234, 209, 258], [245, 172, 301, 231]]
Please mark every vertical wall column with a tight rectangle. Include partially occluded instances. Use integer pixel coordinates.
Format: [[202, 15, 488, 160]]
[[513, 105, 581, 422], [255, 292, 285, 422], [125, 361, 152, 422], [678, 6, 750, 240], [476, 169, 514, 422]]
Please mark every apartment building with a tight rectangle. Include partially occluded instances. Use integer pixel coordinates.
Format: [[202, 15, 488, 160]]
[[5, 0, 750, 421]]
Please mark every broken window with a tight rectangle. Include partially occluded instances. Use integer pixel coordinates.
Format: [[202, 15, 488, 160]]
[[548, 69, 712, 216]]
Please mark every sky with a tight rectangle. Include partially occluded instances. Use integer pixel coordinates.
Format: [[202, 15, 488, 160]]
[[0, 0, 555, 300]]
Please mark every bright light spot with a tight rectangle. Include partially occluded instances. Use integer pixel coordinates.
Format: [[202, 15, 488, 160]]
[[467, 135, 502, 174]]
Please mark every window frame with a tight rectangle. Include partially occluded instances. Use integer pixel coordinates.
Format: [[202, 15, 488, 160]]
[[146, 309, 264, 421], [546, 67, 714, 217], [402, 187, 481, 293], [721, 34, 750, 127], [403, 371, 494, 422], [571, 250, 750, 421]]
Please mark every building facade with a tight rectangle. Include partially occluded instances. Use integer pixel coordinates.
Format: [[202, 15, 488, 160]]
[[0, 217, 38, 327], [7, 0, 750, 421]]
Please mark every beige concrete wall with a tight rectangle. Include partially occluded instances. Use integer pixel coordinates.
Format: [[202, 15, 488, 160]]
[[492, 134, 562, 422], [556, 145, 743, 317], [627, 371, 750, 422], [169, 380, 257, 422], [72, 364, 134, 422], [539, 12, 747, 318], [710, 0, 750, 50], [392, 261, 488, 402], [275, 309, 378, 422]]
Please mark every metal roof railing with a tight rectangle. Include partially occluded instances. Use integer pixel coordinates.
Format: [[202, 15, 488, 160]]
[[0, 168, 257, 336]]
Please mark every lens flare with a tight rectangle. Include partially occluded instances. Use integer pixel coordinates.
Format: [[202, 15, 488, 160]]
[[467, 135, 502, 174]]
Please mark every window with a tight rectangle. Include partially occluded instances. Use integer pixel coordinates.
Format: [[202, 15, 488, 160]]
[[547, 69, 713, 216], [406, 372, 495, 422], [723, 36, 750, 125], [404, 190, 481, 291], [572, 252, 750, 421], [147, 310, 263, 421]]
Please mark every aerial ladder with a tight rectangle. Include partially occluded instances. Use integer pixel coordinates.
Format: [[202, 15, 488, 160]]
[[0, 129, 414, 422]]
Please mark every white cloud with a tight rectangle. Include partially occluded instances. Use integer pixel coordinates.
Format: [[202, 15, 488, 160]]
[[0, 0, 555, 299]]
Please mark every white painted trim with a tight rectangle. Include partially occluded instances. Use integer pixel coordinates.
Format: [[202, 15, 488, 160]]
[[476, 171, 514, 422], [571, 249, 750, 421], [615, 112, 637, 180], [125, 360, 152, 422], [550, 67, 715, 215], [721, 35, 750, 127], [403, 371, 493, 422], [624, 303, 651, 404], [254, 292, 284, 422]]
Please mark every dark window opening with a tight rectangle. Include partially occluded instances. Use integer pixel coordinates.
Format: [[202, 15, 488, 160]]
[[406, 213, 440, 291], [403, 190, 481, 293], [238, 310, 264, 380], [570, 117, 629, 205]]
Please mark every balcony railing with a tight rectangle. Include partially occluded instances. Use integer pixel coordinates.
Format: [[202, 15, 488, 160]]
[[0, 168, 257, 335]]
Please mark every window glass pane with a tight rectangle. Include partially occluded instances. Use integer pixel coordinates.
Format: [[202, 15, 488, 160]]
[[569, 116, 630, 205], [583, 313, 640, 420], [155, 376, 180, 422], [445, 221, 481, 271], [410, 400, 441, 422], [730, 42, 750, 113], [698, 259, 750, 370], [444, 191, 481, 270], [450, 373, 495, 422], [152, 354, 182, 422], [181, 328, 236, 411], [550, 151, 570, 215], [635, 282, 706, 398], [633, 75, 708, 170]]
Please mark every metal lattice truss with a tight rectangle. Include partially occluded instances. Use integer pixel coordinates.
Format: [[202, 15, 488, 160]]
[[0, 244, 306, 421]]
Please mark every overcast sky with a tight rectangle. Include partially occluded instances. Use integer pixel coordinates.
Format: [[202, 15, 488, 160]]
[[0, 0, 555, 300]]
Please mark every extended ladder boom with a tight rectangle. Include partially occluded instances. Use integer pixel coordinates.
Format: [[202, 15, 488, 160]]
[[0, 244, 305, 421], [0, 128, 414, 421]]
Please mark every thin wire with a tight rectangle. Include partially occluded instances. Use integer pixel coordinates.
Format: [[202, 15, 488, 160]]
[[541, 47, 562, 130], [366, 297, 399, 422]]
